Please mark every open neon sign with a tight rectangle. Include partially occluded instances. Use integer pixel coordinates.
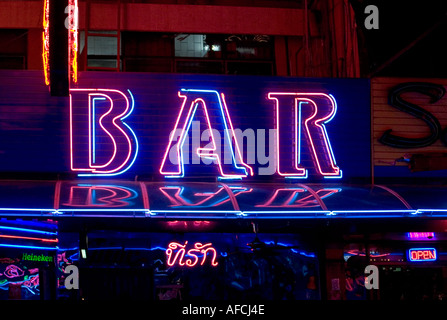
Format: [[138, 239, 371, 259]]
[[408, 248, 437, 262], [69, 88, 342, 180]]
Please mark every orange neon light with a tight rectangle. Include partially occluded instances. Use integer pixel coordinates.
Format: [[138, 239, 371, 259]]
[[159, 185, 251, 208]]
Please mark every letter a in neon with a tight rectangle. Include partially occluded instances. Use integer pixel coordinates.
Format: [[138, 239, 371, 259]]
[[69, 89, 138, 176], [160, 89, 252, 179], [268, 92, 342, 179]]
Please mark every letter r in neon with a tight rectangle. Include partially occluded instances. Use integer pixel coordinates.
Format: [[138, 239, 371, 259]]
[[268, 92, 341, 178], [69, 89, 138, 176]]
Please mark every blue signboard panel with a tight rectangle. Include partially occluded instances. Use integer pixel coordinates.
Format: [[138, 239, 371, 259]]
[[0, 70, 371, 182]]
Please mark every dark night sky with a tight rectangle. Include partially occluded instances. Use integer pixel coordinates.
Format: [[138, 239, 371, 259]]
[[349, 0, 447, 77]]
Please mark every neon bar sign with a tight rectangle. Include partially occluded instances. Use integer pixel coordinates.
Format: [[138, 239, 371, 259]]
[[70, 89, 139, 176], [408, 248, 437, 262], [268, 92, 341, 179], [166, 241, 218, 267], [69, 88, 342, 180], [160, 89, 253, 179], [42, 0, 50, 85]]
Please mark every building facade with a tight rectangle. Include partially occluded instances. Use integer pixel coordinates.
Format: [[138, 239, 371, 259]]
[[1, 0, 447, 302]]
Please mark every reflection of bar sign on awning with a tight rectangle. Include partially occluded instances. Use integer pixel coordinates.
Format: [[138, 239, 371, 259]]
[[408, 248, 437, 262]]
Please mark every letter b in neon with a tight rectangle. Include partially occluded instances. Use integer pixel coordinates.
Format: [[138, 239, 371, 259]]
[[69, 89, 138, 176], [364, 265, 379, 290]]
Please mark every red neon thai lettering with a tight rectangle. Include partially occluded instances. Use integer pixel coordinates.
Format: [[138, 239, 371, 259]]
[[268, 92, 341, 178], [62, 185, 136, 208], [160, 89, 252, 179], [166, 241, 218, 267], [69, 89, 138, 176]]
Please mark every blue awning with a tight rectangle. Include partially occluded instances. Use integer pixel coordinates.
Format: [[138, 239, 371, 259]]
[[0, 180, 445, 219]]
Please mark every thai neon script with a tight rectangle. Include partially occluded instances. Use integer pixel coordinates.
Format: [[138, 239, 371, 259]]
[[408, 248, 437, 262], [69, 89, 138, 176], [407, 232, 435, 239], [166, 241, 218, 267]]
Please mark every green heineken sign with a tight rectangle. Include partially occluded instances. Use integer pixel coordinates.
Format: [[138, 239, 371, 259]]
[[22, 253, 54, 262]]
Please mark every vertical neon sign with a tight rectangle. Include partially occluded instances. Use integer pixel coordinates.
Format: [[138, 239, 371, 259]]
[[42, 0, 50, 85], [67, 0, 78, 83], [166, 241, 218, 267], [268, 92, 342, 179], [69, 89, 138, 176], [407, 232, 435, 240], [160, 89, 253, 179], [42, 0, 78, 85]]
